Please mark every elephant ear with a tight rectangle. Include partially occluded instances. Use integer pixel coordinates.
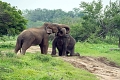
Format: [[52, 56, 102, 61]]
[[44, 22, 51, 26], [62, 25, 70, 34], [44, 22, 53, 34]]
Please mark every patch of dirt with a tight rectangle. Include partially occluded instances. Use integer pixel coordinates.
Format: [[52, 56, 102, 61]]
[[61, 56, 120, 80], [17, 46, 52, 54], [24, 46, 120, 80]]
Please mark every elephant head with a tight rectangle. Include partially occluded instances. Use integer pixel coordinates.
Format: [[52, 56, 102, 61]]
[[57, 24, 70, 34], [44, 22, 54, 34], [44, 22, 70, 35], [57, 28, 66, 37], [56, 24, 70, 37], [44, 22, 59, 34]]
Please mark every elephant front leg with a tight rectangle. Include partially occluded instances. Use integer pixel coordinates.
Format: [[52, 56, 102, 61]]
[[39, 44, 48, 54], [70, 48, 80, 56], [51, 45, 56, 55], [62, 38, 67, 56], [40, 37, 49, 54], [62, 49, 66, 56], [51, 38, 57, 56]]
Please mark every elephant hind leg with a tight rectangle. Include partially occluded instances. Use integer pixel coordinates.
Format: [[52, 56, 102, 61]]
[[15, 45, 21, 53], [72, 53, 80, 56], [14, 39, 23, 53], [69, 48, 80, 56], [21, 42, 32, 55]]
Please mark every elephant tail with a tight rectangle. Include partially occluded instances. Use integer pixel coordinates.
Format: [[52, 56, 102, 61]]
[[15, 36, 23, 53]]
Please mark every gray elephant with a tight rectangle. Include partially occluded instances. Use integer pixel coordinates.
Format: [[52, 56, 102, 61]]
[[51, 27, 80, 56], [15, 22, 59, 55]]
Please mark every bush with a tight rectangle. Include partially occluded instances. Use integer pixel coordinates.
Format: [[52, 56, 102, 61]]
[[32, 54, 52, 62]]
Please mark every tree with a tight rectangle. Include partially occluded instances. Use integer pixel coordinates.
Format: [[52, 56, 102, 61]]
[[79, 0, 103, 41], [103, 0, 120, 47], [0, 1, 27, 36]]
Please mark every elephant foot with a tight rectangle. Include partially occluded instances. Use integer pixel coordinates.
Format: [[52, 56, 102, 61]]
[[75, 53, 80, 56], [70, 53, 80, 56]]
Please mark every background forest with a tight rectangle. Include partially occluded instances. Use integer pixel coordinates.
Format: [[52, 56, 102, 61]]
[[0, 0, 120, 45]]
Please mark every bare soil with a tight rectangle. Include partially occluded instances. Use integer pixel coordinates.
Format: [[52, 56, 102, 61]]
[[25, 46, 120, 80]]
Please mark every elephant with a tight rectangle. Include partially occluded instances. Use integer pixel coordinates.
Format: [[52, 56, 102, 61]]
[[51, 27, 80, 56], [15, 22, 71, 55], [14, 22, 61, 55], [48, 23, 70, 34]]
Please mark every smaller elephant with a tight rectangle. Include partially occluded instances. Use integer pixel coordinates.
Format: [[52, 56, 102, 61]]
[[51, 28, 80, 56]]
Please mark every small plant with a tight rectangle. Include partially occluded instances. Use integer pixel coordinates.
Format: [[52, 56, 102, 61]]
[[50, 61, 60, 66], [6, 52, 15, 57], [0, 43, 15, 49], [0, 51, 4, 57], [0, 66, 14, 73], [39, 76, 57, 80], [11, 59, 30, 68], [32, 54, 52, 62]]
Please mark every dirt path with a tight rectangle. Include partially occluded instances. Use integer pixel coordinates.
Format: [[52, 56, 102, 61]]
[[26, 46, 120, 80]]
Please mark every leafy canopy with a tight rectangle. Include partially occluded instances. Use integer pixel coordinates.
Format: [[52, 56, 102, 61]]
[[0, 1, 27, 36]]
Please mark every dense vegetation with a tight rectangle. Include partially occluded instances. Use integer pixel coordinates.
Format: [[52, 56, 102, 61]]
[[0, 1, 27, 36]]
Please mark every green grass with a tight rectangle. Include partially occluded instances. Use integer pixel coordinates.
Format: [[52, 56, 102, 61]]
[[75, 42, 120, 66], [1, 38, 120, 80], [0, 52, 97, 80]]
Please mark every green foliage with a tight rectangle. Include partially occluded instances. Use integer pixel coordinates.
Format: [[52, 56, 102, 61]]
[[6, 52, 15, 57], [32, 54, 52, 62], [0, 1, 27, 36], [0, 42, 14, 49], [27, 20, 44, 28], [75, 42, 120, 65], [0, 41, 15, 49], [0, 52, 97, 80], [0, 36, 16, 49], [79, 0, 103, 41], [23, 8, 83, 23], [23, 8, 83, 28], [78, 0, 120, 44]]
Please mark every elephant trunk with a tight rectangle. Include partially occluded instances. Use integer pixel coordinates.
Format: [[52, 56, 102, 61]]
[[59, 24, 70, 34], [58, 28, 66, 36]]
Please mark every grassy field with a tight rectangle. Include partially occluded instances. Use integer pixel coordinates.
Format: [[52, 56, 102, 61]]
[[0, 52, 98, 80], [0, 37, 120, 80], [75, 42, 120, 66]]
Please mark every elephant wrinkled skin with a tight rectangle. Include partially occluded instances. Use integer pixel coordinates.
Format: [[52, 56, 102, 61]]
[[51, 28, 80, 56], [15, 22, 59, 55]]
